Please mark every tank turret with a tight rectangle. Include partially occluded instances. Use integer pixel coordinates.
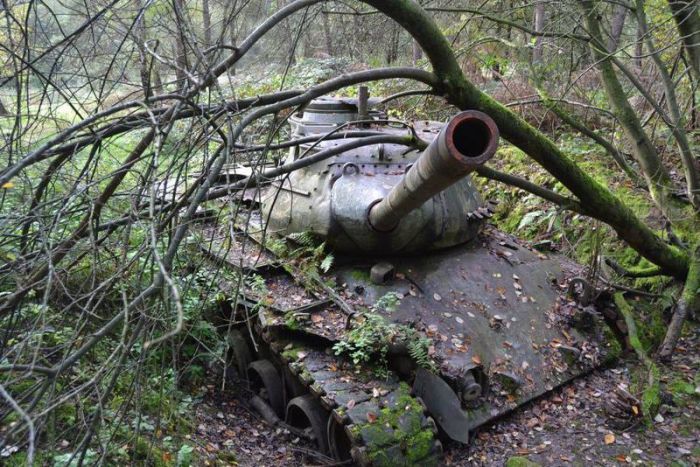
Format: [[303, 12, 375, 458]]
[[261, 98, 499, 254]]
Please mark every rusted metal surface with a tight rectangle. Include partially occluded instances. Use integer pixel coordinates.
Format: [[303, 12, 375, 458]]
[[335, 227, 611, 439], [368, 111, 498, 232], [261, 109, 490, 253]]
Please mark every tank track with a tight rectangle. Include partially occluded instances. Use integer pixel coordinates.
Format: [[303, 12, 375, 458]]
[[199, 220, 443, 466]]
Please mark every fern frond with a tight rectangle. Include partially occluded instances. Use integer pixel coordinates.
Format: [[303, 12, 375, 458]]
[[320, 254, 334, 273]]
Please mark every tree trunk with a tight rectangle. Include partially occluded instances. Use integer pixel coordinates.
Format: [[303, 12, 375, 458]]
[[202, 0, 212, 51], [608, 3, 628, 51], [172, 0, 190, 91], [580, 0, 680, 220], [322, 11, 333, 56], [152, 65, 164, 96], [667, 0, 700, 79], [636, 0, 700, 207], [532, 1, 546, 64], [635, 23, 644, 70], [659, 240, 700, 358], [412, 38, 422, 65], [135, 0, 151, 99], [228, 14, 236, 76]]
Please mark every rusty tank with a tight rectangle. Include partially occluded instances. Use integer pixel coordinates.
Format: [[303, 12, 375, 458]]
[[202, 91, 617, 466]]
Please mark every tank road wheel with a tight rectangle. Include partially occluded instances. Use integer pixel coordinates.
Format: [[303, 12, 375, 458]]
[[247, 360, 286, 418], [286, 394, 331, 454], [225, 329, 253, 380], [327, 416, 353, 462]]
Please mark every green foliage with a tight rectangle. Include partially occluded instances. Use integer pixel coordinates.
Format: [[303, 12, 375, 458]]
[[51, 450, 98, 467], [333, 312, 389, 365], [272, 231, 335, 279], [374, 291, 401, 313], [176, 444, 195, 466], [407, 337, 434, 371], [506, 456, 541, 467], [333, 293, 437, 371]]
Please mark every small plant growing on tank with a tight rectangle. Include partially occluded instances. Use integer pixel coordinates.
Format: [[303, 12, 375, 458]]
[[333, 312, 390, 365], [373, 291, 402, 313], [333, 293, 437, 371]]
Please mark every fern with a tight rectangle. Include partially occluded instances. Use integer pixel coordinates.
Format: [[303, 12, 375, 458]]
[[287, 231, 316, 247], [320, 254, 334, 273], [407, 335, 436, 371]]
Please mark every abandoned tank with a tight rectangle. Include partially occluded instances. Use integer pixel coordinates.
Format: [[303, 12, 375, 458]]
[[202, 91, 618, 465]]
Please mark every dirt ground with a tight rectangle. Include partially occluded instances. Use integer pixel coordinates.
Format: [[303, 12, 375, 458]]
[[190, 331, 699, 466]]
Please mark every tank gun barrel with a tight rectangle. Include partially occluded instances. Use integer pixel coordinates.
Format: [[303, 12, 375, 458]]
[[368, 110, 499, 232]]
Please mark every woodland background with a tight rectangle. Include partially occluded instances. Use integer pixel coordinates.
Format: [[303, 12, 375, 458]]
[[0, 0, 698, 465]]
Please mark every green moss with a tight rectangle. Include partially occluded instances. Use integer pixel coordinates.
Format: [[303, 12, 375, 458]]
[[217, 451, 238, 463], [284, 312, 301, 331], [361, 424, 396, 447], [133, 436, 170, 467], [602, 323, 623, 363], [281, 346, 302, 361], [641, 365, 661, 419], [405, 429, 434, 463], [360, 383, 435, 463], [349, 269, 370, 281], [615, 293, 661, 423], [3, 451, 50, 466], [668, 378, 699, 407], [506, 456, 541, 467]]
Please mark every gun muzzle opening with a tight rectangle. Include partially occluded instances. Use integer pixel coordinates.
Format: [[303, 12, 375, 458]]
[[368, 111, 499, 233], [449, 114, 498, 162]]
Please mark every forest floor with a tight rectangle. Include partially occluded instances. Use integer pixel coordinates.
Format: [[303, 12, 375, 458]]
[[188, 330, 699, 466]]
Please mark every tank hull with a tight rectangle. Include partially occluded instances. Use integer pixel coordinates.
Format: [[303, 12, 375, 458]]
[[199, 217, 614, 464], [333, 227, 613, 439]]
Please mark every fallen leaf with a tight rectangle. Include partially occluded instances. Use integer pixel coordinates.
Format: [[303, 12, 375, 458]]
[[471, 355, 482, 365], [604, 433, 616, 445], [366, 412, 377, 423], [1, 181, 14, 189], [347, 399, 356, 409], [433, 293, 442, 301]]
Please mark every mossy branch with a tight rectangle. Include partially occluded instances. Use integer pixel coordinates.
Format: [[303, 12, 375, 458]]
[[659, 240, 700, 358], [475, 166, 583, 212], [360, 0, 689, 279], [605, 258, 665, 278], [534, 87, 640, 184], [613, 293, 660, 421]]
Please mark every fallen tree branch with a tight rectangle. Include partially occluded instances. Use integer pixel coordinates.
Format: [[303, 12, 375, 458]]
[[475, 166, 583, 212], [614, 292, 660, 420], [659, 240, 700, 359]]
